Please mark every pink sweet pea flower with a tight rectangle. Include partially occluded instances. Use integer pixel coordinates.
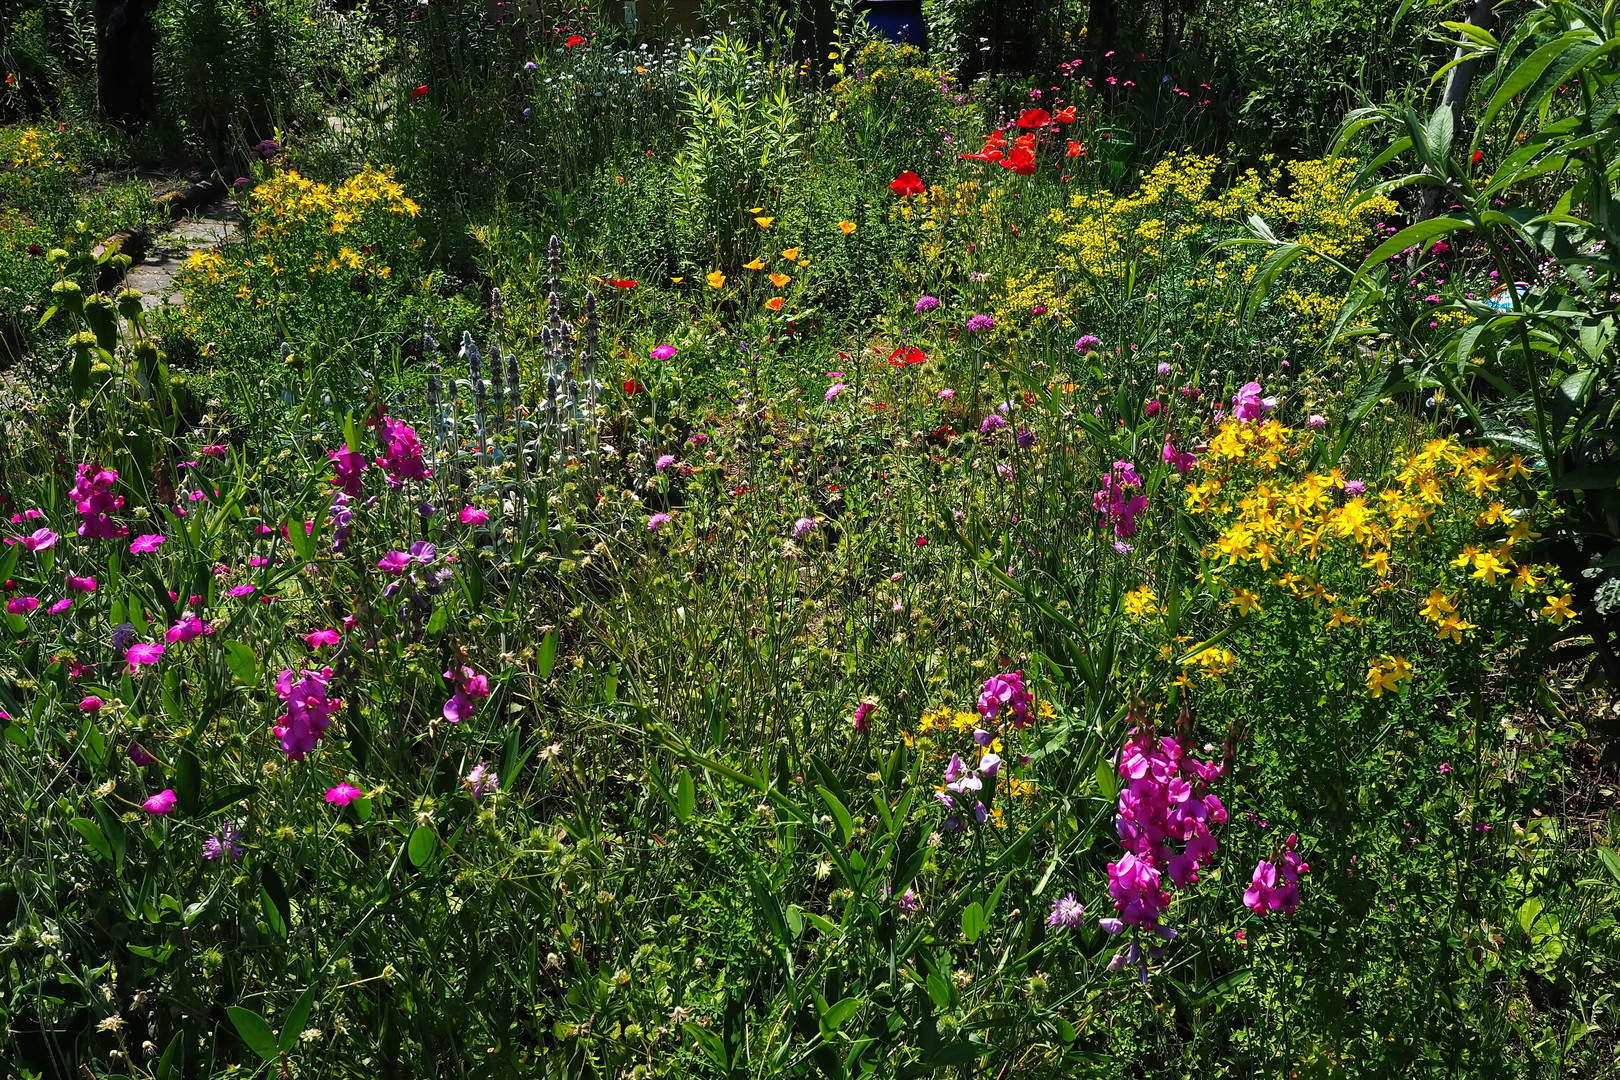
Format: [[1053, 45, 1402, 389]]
[[377, 551, 411, 573], [21, 528, 58, 552], [164, 616, 211, 644], [142, 789, 178, 815]]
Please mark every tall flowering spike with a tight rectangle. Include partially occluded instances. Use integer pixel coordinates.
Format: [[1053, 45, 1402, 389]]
[[547, 234, 562, 304]]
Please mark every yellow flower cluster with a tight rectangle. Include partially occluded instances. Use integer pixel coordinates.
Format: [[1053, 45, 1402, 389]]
[[5, 128, 76, 173], [248, 166, 420, 246], [1190, 420, 1572, 697]]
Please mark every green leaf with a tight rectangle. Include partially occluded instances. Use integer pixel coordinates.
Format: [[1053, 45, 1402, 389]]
[[408, 826, 437, 868], [425, 603, 447, 636], [1357, 216, 1472, 275], [261, 865, 292, 937], [536, 627, 558, 679], [69, 817, 113, 863], [819, 994, 861, 1035], [1095, 758, 1117, 802], [1598, 847, 1620, 884], [961, 901, 986, 943], [675, 768, 695, 824], [174, 748, 202, 816], [278, 984, 319, 1053], [816, 785, 855, 846], [802, 910, 840, 936], [222, 641, 258, 686], [228, 1006, 280, 1062], [199, 782, 256, 817]]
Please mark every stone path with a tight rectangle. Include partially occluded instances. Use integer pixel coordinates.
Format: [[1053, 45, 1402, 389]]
[[123, 198, 243, 310]]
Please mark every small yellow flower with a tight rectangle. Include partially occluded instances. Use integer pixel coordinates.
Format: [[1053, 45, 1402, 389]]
[[743, 257, 766, 270], [1419, 589, 1457, 622], [754, 216, 774, 228], [1435, 612, 1477, 644], [1228, 588, 1262, 617], [749, 206, 765, 214], [781, 247, 800, 260], [768, 272, 791, 288], [670, 276, 684, 284], [839, 220, 857, 234], [1365, 654, 1412, 698], [1541, 593, 1576, 625], [1470, 550, 1510, 586], [706, 270, 726, 289]]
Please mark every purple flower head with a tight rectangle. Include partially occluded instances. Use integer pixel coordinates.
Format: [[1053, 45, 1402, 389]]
[[21, 527, 58, 552], [1343, 480, 1366, 497], [1162, 437, 1197, 474], [1093, 460, 1148, 538], [656, 453, 677, 472], [128, 742, 157, 767], [793, 516, 815, 539], [142, 789, 178, 815], [1156, 361, 1171, 376], [825, 382, 846, 401], [70, 463, 128, 539], [329, 445, 368, 495], [648, 512, 673, 531], [914, 295, 940, 314], [442, 664, 491, 723], [1046, 892, 1085, 930], [854, 701, 875, 733], [977, 670, 1034, 727], [203, 822, 245, 861], [464, 761, 499, 799], [1074, 334, 1101, 355], [938, 388, 955, 400], [111, 622, 138, 652], [409, 540, 437, 564], [965, 314, 995, 334], [1015, 429, 1036, 449], [980, 414, 1007, 434], [1306, 414, 1327, 430], [896, 887, 919, 914]]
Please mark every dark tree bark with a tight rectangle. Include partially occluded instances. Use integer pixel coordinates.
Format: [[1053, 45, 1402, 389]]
[[1088, 0, 1117, 63], [95, 0, 157, 123], [1419, 0, 1496, 219]]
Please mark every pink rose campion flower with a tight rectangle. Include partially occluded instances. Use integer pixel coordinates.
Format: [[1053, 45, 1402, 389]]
[[142, 789, 178, 815], [325, 782, 363, 806], [459, 505, 490, 525], [650, 344, 676, 360], [304, 628, 342, 648], [47, 597, 72, 614], [80, 696, 104, 712], [6, 596, 39, 614], [67, 575, 97, 592], [129, 534, 166, 554], [442, 665, 491, 723], [273, 667, 340, 761], [227, 584, 256, 598], [125, 642, 165, 671], [70, 463, 128, 539]]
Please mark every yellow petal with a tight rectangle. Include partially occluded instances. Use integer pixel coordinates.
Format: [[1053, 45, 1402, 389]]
[[754, 216, 774, 228], [781, 247, 799, 260], [743, 257, 766, 270]]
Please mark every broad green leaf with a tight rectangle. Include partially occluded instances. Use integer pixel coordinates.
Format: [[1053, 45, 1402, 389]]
[[961, 901, 986, 943], [675, 768, 695, 823], [408, 825, 437, 868], [1095, 758, 1117, 802], [227, 1006, 279, 1062], [222, 641, 257, 686], [816, 785, 855, 846], [261, 865, 292, 937], [70, 817, 113, 863], [175, 749, 202, 816], [536, 627, 558, 679], [819, 995, 861, 1035], [278, 984, 319, 1053]]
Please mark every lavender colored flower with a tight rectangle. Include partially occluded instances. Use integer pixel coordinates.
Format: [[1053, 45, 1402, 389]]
[[1046, 892, 1085, 930], [1074, 335, 1101, 354], [203, 821, 245, 861], [825, 382, 846, 401], [1015, 429, 1036, 449], [896, 887, 919, 914], [409, 540, 437, 564], [980, 414, 1007, 434], [656, 453, 677, 472], [1343, 480, 1366, 497], [965, 313, 995, 333], [1156, 361, 1171, 376], [464, 761, 499, 799], [648, 512, 672, 531], [1306, 414, 1327, 430], [914, 295, 940, 314], [793, 516, 815, 539]]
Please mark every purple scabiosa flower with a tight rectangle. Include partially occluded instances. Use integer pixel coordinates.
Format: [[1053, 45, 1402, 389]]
[[1074, 335, 1101, 354], [648, 512, 672, 531], [1015, 428, 1036, 449], [914, 295, 940, 314], [793, 516, 815, 539], [1156, 362, 1171, 376], [1344, 480, 1366, 497], [656, 453, 677, 472], [938, 388, 955, 399], [965, 313, 995, 333], [1306, 414, 1327, 430], [1047, 892, 1085, 930], [980, 414, 1007, 434], [203, 822, 244, 861], [463, 762, 499, 799], [111, 622, 138, 651]]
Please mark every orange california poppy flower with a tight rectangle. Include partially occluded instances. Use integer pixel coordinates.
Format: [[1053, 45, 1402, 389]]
[[764, 296, 785, 311]]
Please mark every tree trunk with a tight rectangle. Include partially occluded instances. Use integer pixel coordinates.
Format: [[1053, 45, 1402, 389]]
[[95, 0, 157, 124], [1419, 0, 1495, 219]]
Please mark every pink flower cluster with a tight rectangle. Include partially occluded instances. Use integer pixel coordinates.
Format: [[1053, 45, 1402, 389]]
[[1231, 381, 1276, 423], [1104, 727, 1227, 934], [1093, 461, 1147, 539], [1161, 437, 1197, 474], [935, 748, 1002, 828], [1243, 834, 1310, 915], [977, 670, 1032, 726], [273, 667, 340, 761], [329, 445, 368, 495], [70, 463, 128, 539], [442, 665, 490, 723], [376, 418, 432, 488]]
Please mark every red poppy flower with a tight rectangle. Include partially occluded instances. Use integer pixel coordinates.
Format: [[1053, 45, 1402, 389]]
[[887, 346, 927, 366], [1066, 140, 1084, 158], [1471, 150, 1484, 164], [1054, 106, 1077, 124], [890, 170, 925, 196], [565, 34, 585, 46], [608, 279, 638, 288], [959, 146, 1003, 163], [999, 146, 1037, 175], [1014, 133, 1035, 150], [410, 85, 429, 99], [622, 379, 643, 394], [1016, 108, 1051, 129]]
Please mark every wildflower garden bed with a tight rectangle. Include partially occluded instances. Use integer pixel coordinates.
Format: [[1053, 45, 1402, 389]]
[[2, 1, 1620, 1077]]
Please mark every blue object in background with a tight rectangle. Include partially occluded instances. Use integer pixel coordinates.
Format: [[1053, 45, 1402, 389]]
[[863, 0, 928, 48]]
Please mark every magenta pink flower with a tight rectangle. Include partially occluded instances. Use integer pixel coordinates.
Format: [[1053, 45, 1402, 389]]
[[273, 667, 340, 761], [375, 417, 432, 488], [1162, 438, 1198, 474], [377, 551, 411, 573], [20, 527, 58, 552], [129, 534, 166, 554], [977, 670, 1033, 726], [1244, 834, 1310, 915], [1231, 381, 1276, 423], [459, 505, 490, 525], [67, 574, 97, 592], [125, 642, 165, 671], [650, 344, 676, 360], [325, 782, 363, 806], [142, 789, 178, 815], [200, 443, 229, 456], [80, 695, 104, 712], [647, 512, 672, 531], [164, 616, 211, 644], [47, 597, 72, 614], [854, 701, 875, 733], [127, 742, 157, 767], [304, 628, 341, 648], [1093, 460, 1147, 539], [227, 583, 256, 598], [442, 665, 491, 723], [656, 453, 677, 472], [70, 463, 128, 539], [6, 596, 39, 614], [328, 445, 369, 495]]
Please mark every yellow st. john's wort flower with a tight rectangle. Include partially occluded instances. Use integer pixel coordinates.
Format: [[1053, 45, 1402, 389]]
[[1365, 654, 1412, 698], [1123, 585, 1159, 621], [1228, 588, 1262, 617], [1540, 593, 1577, 625]]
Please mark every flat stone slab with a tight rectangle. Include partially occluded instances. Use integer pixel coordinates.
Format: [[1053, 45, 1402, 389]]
[[125, 200, 242, 310]]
